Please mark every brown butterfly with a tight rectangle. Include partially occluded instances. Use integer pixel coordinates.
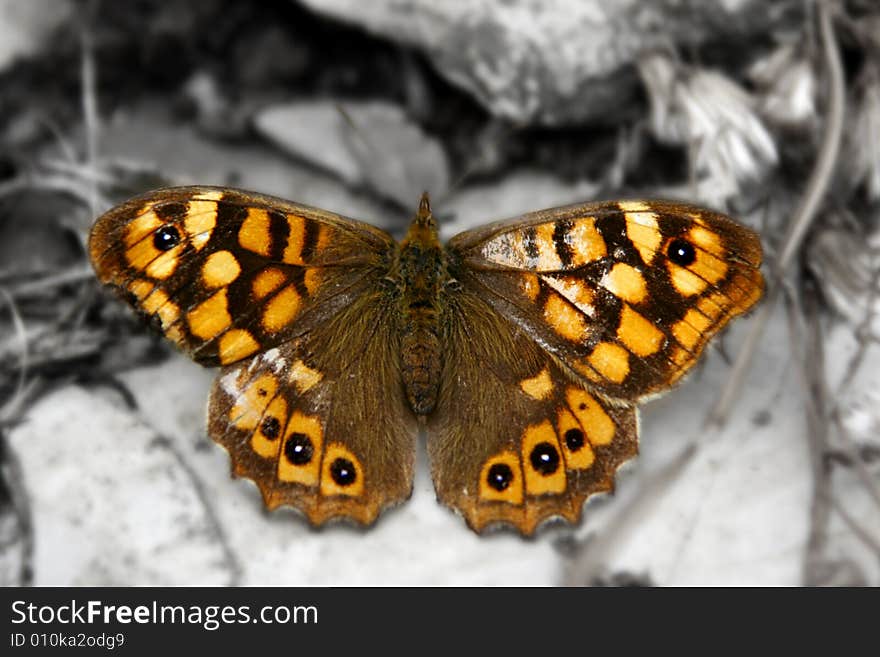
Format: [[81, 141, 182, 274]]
[[89, 187, 763, 534]]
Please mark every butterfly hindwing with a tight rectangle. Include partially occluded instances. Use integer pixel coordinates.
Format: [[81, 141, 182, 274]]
[[449, 200, 764, 401], [208, 286, 417, 526], [89, 186, 395, 367], [426, 287, 638, 534]]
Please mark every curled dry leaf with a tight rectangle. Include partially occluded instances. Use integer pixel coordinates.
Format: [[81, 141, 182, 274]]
[[748, 42, 816, 128], [638, 53, 778, 205], [844, 69, 880, 201], [807, 219, 880, 334]]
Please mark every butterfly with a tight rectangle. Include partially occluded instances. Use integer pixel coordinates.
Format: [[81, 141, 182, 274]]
[[89, 186, 763, 534]]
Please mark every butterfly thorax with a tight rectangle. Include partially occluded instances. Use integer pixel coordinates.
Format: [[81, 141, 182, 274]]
[[397, 194, 446, 416]]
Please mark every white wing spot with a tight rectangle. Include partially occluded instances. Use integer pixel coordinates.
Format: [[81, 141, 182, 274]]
[[220, 369, 243, 398]]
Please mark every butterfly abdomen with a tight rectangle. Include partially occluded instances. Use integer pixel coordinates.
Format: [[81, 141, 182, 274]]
[[398, 196, 446, 415]]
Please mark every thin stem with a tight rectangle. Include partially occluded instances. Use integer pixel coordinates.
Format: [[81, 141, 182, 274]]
[[707, 0, 846, 427]]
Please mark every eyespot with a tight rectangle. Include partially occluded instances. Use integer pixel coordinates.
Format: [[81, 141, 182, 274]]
[[563, 428, 585, 452], [487, 463, 513, 491], [153, 225, 181, 251], [330, 457, 357, 486], [284, 432, 313, 465], [529, 442, 560, 475], [260, 416, 281, 440], [667, 238, 696, 266]]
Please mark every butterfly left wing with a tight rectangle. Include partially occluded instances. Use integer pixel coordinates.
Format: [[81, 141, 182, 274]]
[[208, 284, 417, 526], [89, 186, 395, 367], [90, 186, 417, 526]]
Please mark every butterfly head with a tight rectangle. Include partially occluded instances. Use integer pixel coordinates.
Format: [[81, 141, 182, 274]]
[[402, 192, 438, 248], [415, 192, 435, 228]]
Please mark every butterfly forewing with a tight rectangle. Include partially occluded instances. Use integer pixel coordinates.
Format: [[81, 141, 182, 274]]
[[449, 200, 764, 401], [89, 186, 395, 367]]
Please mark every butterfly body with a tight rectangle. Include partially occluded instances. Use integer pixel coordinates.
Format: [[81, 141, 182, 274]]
[[90, 186, 763, 534], [397, 194, 446, 415]]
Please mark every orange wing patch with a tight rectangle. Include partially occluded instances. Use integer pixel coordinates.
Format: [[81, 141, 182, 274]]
[[251, 396, 287, 459], [601, 263, 647, 304], [543, 294, 588, 342], [202, 250, 241, 288], [187, 289, 232, 340], [565, 388, 615, 446], [541, 275, 595, 317], [556, 406, 595, 470], [261, 285, 302, 333], [585, 342, 630, 384], [252, 268, 287, 300], [565, 217, 607, 267], [620, 203, 662, 266], [218, 329, 260, 364], [238, 208, 271, 256], [183, 200, 218, 250], [519, 368, 554, 400], [617, 304, 665, 357]]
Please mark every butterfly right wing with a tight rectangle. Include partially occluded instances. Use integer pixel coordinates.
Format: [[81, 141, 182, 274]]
[[448, 200, 763, 401], [427, 199, 762, 534]]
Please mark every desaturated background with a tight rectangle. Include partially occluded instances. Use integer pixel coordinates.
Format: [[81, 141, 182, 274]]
[[0, 0, 878, 587]]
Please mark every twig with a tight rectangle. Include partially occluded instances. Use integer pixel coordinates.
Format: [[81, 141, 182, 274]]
[[0, 430, 35, 585], [8, 266, 94, 298], [830, 494, 880, 557], [335, 103, 411, 217], [80, 1, 100, 219], [797, 281, 835, 586], [0, 289, 29, 424], [151, 434, 244, 586], [0, 173, 111, 209], [830, 411, 880, 513], [41, 158, 123, 187], [707, 0, 846, 427], [831, 265, 880, 401], [35, 113, 80, 165], [434, 118, 518, 208]]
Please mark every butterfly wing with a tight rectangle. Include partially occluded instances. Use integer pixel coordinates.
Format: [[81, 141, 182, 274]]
[[448, 200, 764, 399], [428, 200, 763, 533], [90, 186, 417, 526], [89, 186, 395, 367], [208, 285, 417, 526], [427, 287, 638, 534]]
